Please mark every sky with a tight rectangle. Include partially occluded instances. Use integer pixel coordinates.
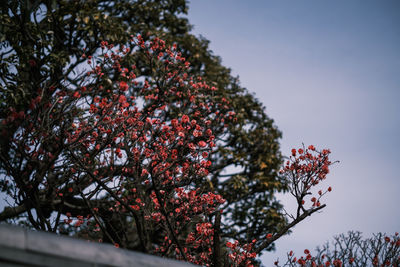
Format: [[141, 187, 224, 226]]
[[188, 0, 400, 265]]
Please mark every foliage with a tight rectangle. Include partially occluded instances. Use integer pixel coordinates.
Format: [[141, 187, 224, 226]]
[[0, 0, 284, 248], [0, 30, 336, 266]]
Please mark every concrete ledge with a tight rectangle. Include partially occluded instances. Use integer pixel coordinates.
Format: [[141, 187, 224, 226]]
[[0, 224, 195, 267]]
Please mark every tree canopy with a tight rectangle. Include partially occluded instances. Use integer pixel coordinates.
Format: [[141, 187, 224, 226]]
[[0, 0, 285, 250], [0, 1, 361, 266]]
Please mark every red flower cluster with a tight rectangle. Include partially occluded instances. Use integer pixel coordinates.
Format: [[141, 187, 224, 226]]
[[226, 239, 257, 266], [280, 145, 334, 211], [64, 36, 235, 266]]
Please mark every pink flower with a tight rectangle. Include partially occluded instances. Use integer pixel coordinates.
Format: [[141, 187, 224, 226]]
[[198, 141, 207, 147], [181, 115, 189, 124], [119, 81, 129, 91]]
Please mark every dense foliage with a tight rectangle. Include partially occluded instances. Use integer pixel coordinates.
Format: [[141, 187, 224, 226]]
[[1, 21, 337, 263], [0, 0, 285, 250]]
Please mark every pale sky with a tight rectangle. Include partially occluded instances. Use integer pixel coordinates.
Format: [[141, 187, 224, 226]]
[[188, 0, 400, 265]]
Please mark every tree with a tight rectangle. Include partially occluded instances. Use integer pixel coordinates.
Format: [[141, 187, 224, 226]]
[[0, 0, 285, 249], [274, 231, 400, 267], [0, 32, 335, 266]]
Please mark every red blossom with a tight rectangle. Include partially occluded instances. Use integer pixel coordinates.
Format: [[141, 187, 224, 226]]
[[119, 81, 129, 91], [198, 141, 207, 147], [181, 115, 189, 124]]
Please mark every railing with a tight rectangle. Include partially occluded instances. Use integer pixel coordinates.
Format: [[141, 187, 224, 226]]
[[0, 223, 195, 267]]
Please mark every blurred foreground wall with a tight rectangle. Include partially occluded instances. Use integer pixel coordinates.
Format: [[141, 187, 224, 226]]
[[0, 224, 194, 267]]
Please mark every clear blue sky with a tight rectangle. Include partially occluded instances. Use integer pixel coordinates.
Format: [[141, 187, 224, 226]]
[[187, 0, 400, 265]]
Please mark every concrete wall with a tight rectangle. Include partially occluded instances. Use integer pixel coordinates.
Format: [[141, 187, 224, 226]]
[[0, 224, 195, 267]]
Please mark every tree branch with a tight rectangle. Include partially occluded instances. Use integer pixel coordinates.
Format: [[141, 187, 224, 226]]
[[0, 204, 28, 221], [67, 148, 149, 252], [255, 204, 326, 254], [212, 211, 222, 267]]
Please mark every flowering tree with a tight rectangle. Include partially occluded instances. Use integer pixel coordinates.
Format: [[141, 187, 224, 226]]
[[0, 0, 286, 247], [2, 2, 395, 266], [274, 231, 400, 267], [0, 34, 336, 266]]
